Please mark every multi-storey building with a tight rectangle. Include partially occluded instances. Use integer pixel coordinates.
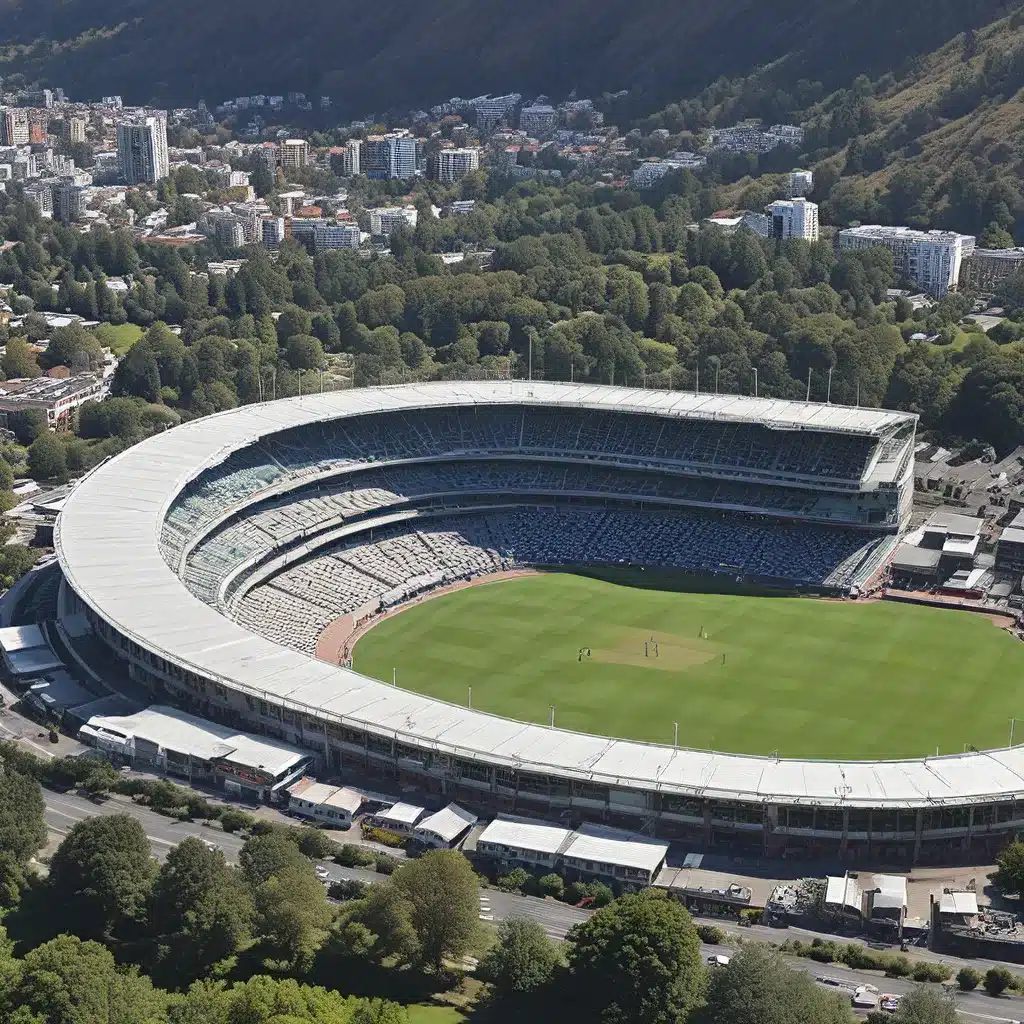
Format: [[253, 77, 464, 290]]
[[434, 147, 480, 183], [56, 183, 87, 224], [838, 226, 975, 299], [65, 116, 87, 144], [342, 139, 362, 176], [279, 139, 309, 172], [709, 122, 805, 154], [2, 109, 29, 147], [261, 216, 285, 250], [765, 198, 819, 241], [959, 247, 1024, 292], [369, 205, 418, 236], [313, 222, 360, 251], [116, 115, 170, 184], [519, 104, 557, 135], [789, 168, 814, 198], [365, 135, 417, 180], [469, 93, 521, 133], [23, 182, 53, 219]]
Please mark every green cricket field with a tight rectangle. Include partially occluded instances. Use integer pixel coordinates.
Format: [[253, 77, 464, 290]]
[[352, 571, 1024, 759]]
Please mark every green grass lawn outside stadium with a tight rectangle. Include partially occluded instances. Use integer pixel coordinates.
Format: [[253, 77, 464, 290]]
[[352, 571, 1024, 760]]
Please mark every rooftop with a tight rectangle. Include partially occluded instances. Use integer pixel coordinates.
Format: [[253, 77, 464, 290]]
[[415, 802, 477, 842], [53, 382, 1022, 812], [83, 704, 307, 776], [561, 823, 669, 874], [477, 814, 574, 856], [377, 801, 426, 826]]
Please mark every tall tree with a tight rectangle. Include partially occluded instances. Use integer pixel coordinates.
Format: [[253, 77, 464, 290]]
[[694, 945, 852, 1024], [149, 836, 254, 985], [478, 917, 561, 999], [565, 889, 703, 1024], [0, 769, 45, 864], [390, 850, 480, 972], [48, 814, 157, 941]]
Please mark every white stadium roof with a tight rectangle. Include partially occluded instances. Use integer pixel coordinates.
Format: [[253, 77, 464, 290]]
[[54, 381, 1019, 812]]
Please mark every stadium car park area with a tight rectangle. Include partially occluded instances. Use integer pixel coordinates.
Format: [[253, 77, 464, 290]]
[[53, 381, 1024, 864]]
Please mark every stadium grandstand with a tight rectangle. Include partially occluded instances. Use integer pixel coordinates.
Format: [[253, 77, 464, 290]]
[[56, 381, 1024, 865]]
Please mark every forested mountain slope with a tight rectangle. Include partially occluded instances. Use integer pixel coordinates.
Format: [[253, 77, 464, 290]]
[[0, 0, 1011, 113]]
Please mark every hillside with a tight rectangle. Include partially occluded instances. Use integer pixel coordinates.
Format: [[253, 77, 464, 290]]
[[0, 0, 1012, 114]]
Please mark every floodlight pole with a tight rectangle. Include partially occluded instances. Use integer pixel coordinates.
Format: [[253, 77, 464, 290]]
[[549, 705, 555, 728], [1012, 718, 1016, 747], [695, 364, 699, 394], [528, 334, 533, 382], [827, 366, 833, 404], [806, 367, 812, 402], [468, 686, 472, 710], [392, 667, 396, 687], [673, 721, 678, 749], [753, 367, 758, 398]]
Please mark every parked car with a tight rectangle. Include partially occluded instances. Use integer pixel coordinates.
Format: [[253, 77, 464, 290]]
[[706, 954, 731, 967], [314, 865, 331, 881], [879, 994, 901, 1013]]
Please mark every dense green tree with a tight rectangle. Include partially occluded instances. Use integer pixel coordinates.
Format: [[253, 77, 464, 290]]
[[478, 917, 561, 998], [887, 986, 957, 1024], [48, 813, 157, 941], [253, 860, 333, 969], [2, 335, 40, 379], [991, 838, 1024, 898], [0, 769, 45, 865], [39, 324, 105, 373], [27, 432, 68, 482], [10, 933, 166, 1024], [694, 945, 852, 1024], [149, 836, 255, 986], [565, 890, 703, 1024], [284, 334, 326, 370]]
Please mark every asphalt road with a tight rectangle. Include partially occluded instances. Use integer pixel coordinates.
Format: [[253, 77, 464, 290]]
[[42, 790, 1024, 1021]]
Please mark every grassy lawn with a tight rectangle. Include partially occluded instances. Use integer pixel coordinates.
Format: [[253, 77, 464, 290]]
[[93, 322, 144, 357], [405, 1006, 468, 1024], [353, 572, 1024, 760]]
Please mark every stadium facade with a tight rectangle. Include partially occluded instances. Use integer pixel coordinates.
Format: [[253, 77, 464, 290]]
[[54, 381, 1018, 864]]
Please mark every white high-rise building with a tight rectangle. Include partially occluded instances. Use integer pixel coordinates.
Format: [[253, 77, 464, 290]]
[[1, 109, 29, 147], [261, 216, 285, 250], [279, 139, 309, 171], [369, 206, 418, 236], [23, 182, 53, 219], [435, 147, 480, 183], [765, 198, 819, 241], [342, 139, 362, 176], [789, 169, 813, 198], [519, 104, 557, 135], [116, 115, 169, 184], [838, 226, 976, 299], [366, 135, 417, 180]]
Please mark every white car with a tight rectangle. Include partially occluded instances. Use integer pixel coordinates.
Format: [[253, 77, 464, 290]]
[[851, 986, 879, 1010], [202, 839, 221, 852], [706, 954, 731, 967], [314, 865, 331, 881]]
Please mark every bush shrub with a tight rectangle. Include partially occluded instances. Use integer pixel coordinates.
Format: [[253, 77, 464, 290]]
[[220, 809, 255, 833], [328, 878, 369, 901], [957, 966, 982, 991], [697, 924, 724, 945], [911, 961, 952, 983], [497, 868, 531, 893], [985, 966, 1013, 996], [587, 882, 614, 907], [739, 907, 762, 924], [297, 829, 337, 860], [538, 873, 564, 899], [360, 825, 406, 848], [883, 955, 910, 978], [374, 852, 398, 875], [335, 844, 375, 868], [566, 881, 589, 905]]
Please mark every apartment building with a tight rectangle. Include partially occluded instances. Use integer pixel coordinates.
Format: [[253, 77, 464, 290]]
[[56, 183, 87, 224], [519, 104, 557, 135], [789, 168, 814, 198], [279, 139, 309, 172], [365, 135, 417, 180], [838, 225, 975, 299], [959, 247, 1024, 292], [261, 216, 285, 250], [470, 93, 521, 133], [434, 147, 480, 183], [116, 115, 170, 184], [2, 109, 29, 147], [369, 205, 418, 236], [342, 139, 362, 176], [23, 182, 54, 219], [765, 197, 819, 241]]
